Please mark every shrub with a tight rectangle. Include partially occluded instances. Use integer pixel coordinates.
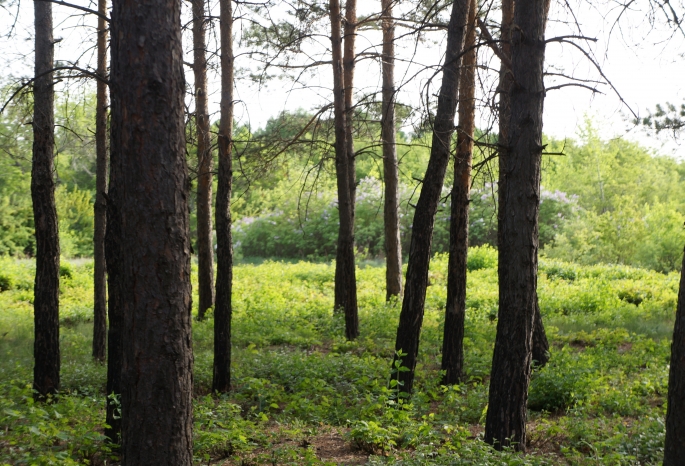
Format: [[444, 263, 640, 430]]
[[0, 273, 13, 292], [466, 245, 497, 271]]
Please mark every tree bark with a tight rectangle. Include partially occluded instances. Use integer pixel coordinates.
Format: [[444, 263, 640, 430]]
[[496, 0, 550, 375], [381, 0, 402, 300], [485, 0, 547, 451], [664, 247, 685, 464], [441, 0, 477, 386], [194, 0, 215, 321], [343, 0, 356, 225], [330, 0, 359, 340], [391, 0, 469, 395], [32, 0, 60, 400], [92, 0, 108, 363], [213, 0, 234, 394], [110, 0, 193, 462]]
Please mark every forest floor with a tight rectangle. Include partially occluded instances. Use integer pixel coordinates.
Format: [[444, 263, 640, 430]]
[[0, 251, 676, 465]]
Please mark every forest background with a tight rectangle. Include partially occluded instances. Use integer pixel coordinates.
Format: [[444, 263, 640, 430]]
[[1, 94, 684, 274]]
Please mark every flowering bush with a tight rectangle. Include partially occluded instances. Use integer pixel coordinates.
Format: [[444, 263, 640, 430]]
[[235, 178, 577, 260]]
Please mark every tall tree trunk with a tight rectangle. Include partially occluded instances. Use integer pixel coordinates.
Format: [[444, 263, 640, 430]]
[[92, 0, 108, 363], [530, 0, 553, 369], [496, 0, 550, 373], [441, 0, 477, 386], [381, 0, 402, 300], [110, 0, 193, 462], [32, 0, 60, 400], [664, 247, 685, 464], [484, 0, 547, 451], [343, 0, 356, 225], [213, 0, 234, 394], [105, 1, 121, 435], [390, 0, 469, 395], [194, 0, 215, 320], [330, 0, 359, 340]]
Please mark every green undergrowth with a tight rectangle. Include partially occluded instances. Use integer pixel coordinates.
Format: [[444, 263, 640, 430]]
[[0, 251, 676, 464]]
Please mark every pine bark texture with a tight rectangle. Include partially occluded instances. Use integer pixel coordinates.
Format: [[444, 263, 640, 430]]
[[485, 0, 547, 451], [194, 0, 215, 320], [330, 0, 359, 340], [213, 0, 234, 394], [497, 0, 550, 373], [441, 0, 477, 385], [32, 0, 61, 399], [391, 0, 469, 394], [664, 247, 685, 464], [381, 0, 402, 300], [110, 0, 194, 463], [92, 0, 108, 363], [343, 0, 357, 225]]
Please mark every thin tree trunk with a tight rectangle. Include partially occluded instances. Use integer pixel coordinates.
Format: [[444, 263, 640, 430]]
[[32, 0, 60, 400], [391, 0, 469, 395], [110, 0, 193, 462], [485, 0, 547, 451], [194, 0, 215, 320], [92, 0, 108, 363], [381, 0, 402, 300], [441, 0, 477, 386], [330, 0, 359, 340], [343, 0, 356, 226], [665, 247, 685, 464], [213, 0, 234, 394]]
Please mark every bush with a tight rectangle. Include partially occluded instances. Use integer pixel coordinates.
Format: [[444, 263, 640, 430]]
[[0, 273, 13, 292], [466, 245, 497, 271]]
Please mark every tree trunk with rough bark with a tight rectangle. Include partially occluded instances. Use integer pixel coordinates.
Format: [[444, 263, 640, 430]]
[[381, 0, 402, 300], [110, 0, 193, 462], [496, 0, 550, 374], [330, 0, 359, 340], [92, 0, 108, 363], [32, 0, 60, 400], [194, 0, 215, 321], [664, 247, 685, 464], [485, 0, 547, 451], [343, 0, 357, 226], [391, 0, 469, 395], [441, 0, 477, 385], [213, 0, 234, 394]]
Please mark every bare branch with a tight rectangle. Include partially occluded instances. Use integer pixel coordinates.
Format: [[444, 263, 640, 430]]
[[34, 0, 110, 22]]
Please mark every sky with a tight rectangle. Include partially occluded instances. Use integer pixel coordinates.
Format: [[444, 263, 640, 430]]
[[1, 0, 684, 157]]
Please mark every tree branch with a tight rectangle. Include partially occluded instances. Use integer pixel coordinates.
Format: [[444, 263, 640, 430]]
[[34, 0, 110, 22], [476, 18, 512, 70]]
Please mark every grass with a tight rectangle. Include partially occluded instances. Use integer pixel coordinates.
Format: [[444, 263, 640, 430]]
[[0, 248, 677, 464]]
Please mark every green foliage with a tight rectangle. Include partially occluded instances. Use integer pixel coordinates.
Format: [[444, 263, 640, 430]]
[[466, 245, 497, 271], [543, 121, 685, 271], [0, 256, 675, 464]]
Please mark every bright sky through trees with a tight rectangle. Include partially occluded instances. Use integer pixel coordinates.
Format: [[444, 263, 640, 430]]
[[1, 0, 683, 156]]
